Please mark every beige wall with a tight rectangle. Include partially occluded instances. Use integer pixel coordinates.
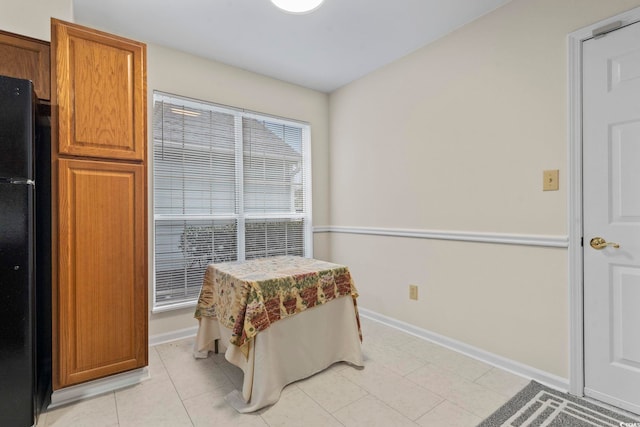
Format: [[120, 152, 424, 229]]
[[146, 43, 330, 337], [328, 0, 640, 378], [331, 234, 568, 375], [6, 0, 640, 381], [0, 0, 73, 40]]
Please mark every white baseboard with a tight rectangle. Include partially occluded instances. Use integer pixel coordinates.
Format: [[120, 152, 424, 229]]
[[48, 328, 198, 410], [49, 312, 568, 410], [148, 326, 199, 347], [49, 367, 150, 409], [358, 307, 570, 392]]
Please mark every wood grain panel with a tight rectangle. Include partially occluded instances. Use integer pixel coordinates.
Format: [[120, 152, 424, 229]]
[[52, 19, 146, 161], [57, 159, 147, 386], [0, 30, 50, 100]]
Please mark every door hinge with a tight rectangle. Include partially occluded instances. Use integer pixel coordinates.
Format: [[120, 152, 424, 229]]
[[592, 21, 622, 39], [581, 237, 584, 247]]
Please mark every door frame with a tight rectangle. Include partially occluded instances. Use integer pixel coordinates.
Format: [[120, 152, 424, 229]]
[[568, 6, 640, 397]]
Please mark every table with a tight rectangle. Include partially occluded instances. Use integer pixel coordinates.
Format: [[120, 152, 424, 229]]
[[193, 256, 364, 412]]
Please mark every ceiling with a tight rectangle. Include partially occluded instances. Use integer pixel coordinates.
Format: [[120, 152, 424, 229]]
[[73, 0, 511, 93]]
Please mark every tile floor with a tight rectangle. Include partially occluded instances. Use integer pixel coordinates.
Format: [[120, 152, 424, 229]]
[[37, 317, 530, 427]]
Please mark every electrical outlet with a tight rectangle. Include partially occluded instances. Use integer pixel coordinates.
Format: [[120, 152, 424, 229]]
[[409, 285, 418, 300]]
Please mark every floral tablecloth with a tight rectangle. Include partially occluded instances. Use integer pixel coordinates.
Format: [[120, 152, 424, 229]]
[[194, 256, 362, 355]]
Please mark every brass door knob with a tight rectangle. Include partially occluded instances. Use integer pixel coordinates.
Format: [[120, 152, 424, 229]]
[[590, 237, 620, 250]]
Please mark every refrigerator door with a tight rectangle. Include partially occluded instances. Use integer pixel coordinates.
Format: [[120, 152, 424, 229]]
[[0, 182, 35, 427], [0, 75, 34, 180]]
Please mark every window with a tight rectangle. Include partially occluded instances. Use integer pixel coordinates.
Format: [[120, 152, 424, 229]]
[[152, 92, 312, 310]]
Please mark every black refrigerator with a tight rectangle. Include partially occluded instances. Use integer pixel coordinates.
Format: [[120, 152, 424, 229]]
[[0, 75, 52, 427]]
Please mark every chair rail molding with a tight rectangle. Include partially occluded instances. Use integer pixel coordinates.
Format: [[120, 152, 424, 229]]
[[313, 225, 568, 248]]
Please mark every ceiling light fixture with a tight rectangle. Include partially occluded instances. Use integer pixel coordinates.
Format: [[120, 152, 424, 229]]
[[270, 0, 325, 14]]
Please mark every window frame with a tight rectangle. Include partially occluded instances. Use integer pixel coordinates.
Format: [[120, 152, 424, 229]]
[[151, 92, 313, 312]]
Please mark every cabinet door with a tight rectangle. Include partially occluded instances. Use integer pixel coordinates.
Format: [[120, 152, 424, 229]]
[[52, 19, 146, 161], [0, 30, 50, 100], [57, 159, 147, 386]]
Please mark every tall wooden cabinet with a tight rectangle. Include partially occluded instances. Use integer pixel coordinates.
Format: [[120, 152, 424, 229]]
[[51, 19, 148, 388]]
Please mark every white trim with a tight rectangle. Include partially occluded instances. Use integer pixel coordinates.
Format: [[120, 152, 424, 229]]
[[584, 388, 640, 416], [48, 328, 199, 409], [48, 368, 150, 409], [154, 214, 239, 221], [567, 5, 640, 399], [567, 24, 585, 399], [244, 213, 308, 219], [313, 225, 568, 248], [49, 309, 570, 410], [304, 125, 314, 258], [151, 300, 197, 314], [359, 307, 569, 391], [235, 112, 246, 261], [148, 326, 199, 347]]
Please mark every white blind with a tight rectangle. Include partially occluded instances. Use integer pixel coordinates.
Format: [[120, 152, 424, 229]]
[[153, 95, 238, 216], [154, 219, 237, 305], [243, 118, 306, 214], [245, 218, 305, 260], [153, 92, 312, 309]]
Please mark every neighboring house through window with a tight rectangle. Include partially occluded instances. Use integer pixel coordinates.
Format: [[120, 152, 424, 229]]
[[152, 92, 312, 310]]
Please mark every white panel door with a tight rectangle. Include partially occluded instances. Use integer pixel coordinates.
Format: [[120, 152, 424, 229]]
[[583, 21, 640, 415]]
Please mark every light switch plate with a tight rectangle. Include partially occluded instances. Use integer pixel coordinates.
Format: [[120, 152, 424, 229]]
[[543, 170, 559, 191]]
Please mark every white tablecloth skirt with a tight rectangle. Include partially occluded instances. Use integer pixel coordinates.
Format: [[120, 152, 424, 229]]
[[194, 295, 364, 412]]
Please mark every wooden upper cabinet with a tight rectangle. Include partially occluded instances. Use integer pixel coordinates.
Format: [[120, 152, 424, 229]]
[[0, 30, 50, 100], [52, 19, 146, 161]]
